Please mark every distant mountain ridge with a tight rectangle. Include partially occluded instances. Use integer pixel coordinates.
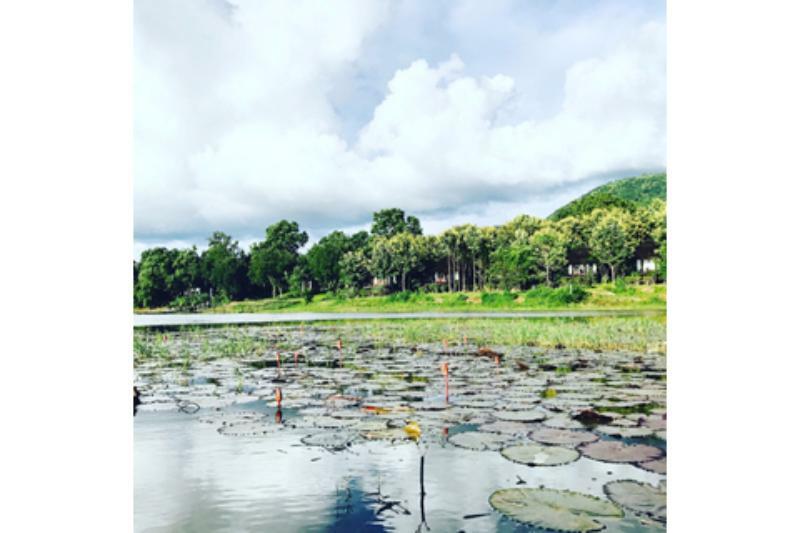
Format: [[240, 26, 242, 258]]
[[548, 172, 666, 220]]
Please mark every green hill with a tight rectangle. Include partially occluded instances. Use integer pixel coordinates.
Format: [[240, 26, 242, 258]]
[[549, 172, 666, 220]]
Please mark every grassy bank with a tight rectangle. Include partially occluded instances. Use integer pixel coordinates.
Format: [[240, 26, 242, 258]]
[[135, 284, 665, 314], [184, 283, 665, 314]]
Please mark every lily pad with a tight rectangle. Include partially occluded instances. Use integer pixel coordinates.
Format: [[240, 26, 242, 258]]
[[301, 431, 357, 450], [217, 421, 282, 437], [595, 425, 654, 438], [501, 443, 580, 466], [448, 431, 510, 451], [489, 487, 622, 532], [529, 428, 599, 446], [580, 440, 663, 464], [637, 457, 667, 475], [604, 480, 666, 523], [479, 421, 533, 434], [360, 428, 415, 442], [493, 409, 547, 422]]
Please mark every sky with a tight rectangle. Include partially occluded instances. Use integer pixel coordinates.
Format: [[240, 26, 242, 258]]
[[134, 0, 665, 257]]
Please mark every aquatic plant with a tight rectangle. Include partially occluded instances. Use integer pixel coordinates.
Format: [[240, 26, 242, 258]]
[[489, 487, 623, 532]]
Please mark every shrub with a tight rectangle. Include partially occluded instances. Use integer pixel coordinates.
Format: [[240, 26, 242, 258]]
[[480, 291, 517, 306], [170, 290, 210, 312], [610, 278, 636, 295], [387, 291, 413, 303], [525, 284, 587, 306]]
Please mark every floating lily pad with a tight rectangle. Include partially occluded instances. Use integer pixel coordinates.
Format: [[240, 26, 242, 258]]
[[595, 425, 654, 438], [217, 421, 282, 437], [303, 415, 358, 429], [448, 431, 510, 451], [542, 415, 586, 430], [479, 421, 533, 434], [604, 480, 666, 523], [529, 428, 599, 446], [637, 457, 667, 474], [493, 409, 547, 422], [301, 431, 357, 450], [501, 443, 580, 466], [360, 428, 415, 442], [489, 487, 622, 532], [580, 440, 663, 464]]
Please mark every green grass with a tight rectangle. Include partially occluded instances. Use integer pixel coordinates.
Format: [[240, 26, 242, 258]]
[[133, 315, 666, 366], [319, 316, 666, 353], [189, 283, 665, 315]]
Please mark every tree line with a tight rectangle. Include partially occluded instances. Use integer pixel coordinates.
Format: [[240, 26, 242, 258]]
[[134, 203, 666, 309]]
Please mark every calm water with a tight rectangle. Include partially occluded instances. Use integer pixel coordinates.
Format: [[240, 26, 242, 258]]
[[135, 403, 665, 532], [133, 310, 657, 328]]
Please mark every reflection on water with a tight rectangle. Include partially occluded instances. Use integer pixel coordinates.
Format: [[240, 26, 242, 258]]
[[135, 404, 665, 532]]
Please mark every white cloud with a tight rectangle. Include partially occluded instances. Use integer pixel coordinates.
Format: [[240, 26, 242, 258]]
[[134, 1, 665, 251]]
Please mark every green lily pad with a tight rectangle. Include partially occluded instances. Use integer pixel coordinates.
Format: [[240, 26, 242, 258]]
[[479, 420, 533, 434], [489, 487, 623, 532], [300, 431, 357, 450], [604, 480, 666, 523], [580, 440, 663, 464], [637, 457, 667, 474], [493, 409, 547, 422], [448, 431, 510, 451], [501, 443, 580, 466], [595, 425, 654, 438], [529, 428, 599, 446]]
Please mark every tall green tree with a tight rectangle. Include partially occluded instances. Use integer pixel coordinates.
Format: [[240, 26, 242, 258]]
[[589, 210, 635, 282], [370, 208, 422, 237], [387, 232, 425, 292], [134, 247, 175, 307], [201, 232, 246, 299], [248, 221, 308, 298], [530, 227, 568, 286], [340, 249, 372, 290], [306, 231, 350, 292]]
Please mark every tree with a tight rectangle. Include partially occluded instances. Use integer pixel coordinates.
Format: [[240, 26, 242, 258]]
[[171, 247, 202, 295], [369, 235, 395, 287], [589, 210, 635, 282], [306, 231, 350, 292], [530, 227, 568, 286], [202, 232, 246, 299], [134, 247, 175, 307], [249, 221, 308, 298], [340, 249, 372, 290], [371, 208, 422, 238], [387, 232, 425, 292], [488, 241, 535, 290]]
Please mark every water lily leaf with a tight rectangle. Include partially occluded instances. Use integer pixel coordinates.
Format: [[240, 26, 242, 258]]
[[637, 457, 667, 474], [479, 421, 533, 434], [529, 428, 599, 446], [301, 431, 357, 450], [489, 487, 622, 532], [217, 421, 282, 437], [604, 480, 666, 523], [448, 431, 510, 451], [542, 415, 586, 430], [360, 428, 415, 442], [501, 443, 580, 466], [595, 425, 654, 438], [493, 409, 547, 422], [580, 440, 663, 464]]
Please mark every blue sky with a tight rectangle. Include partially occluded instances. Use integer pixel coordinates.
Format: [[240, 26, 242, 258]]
[[134, 0, 665, 256]]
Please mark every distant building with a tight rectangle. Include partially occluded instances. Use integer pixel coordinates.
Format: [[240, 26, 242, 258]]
[[568, 264, 596, 277], [636, 258, 656, 273]]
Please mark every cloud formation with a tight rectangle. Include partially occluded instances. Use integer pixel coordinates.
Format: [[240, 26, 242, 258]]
[[135, 0, 665, 251]]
